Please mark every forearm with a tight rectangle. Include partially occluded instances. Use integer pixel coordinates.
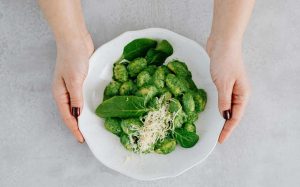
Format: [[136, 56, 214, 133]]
[[38, 0, 88, 45], [209, 0, 255, 45]]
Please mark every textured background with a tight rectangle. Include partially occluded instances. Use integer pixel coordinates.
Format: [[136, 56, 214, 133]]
[[1, 0, 299, 186]]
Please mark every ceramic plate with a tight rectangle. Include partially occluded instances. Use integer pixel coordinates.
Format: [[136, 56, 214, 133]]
[[79, 28, 224, 180]]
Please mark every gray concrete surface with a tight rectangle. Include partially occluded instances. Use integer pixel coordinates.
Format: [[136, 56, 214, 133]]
[[1, 0, 299, 186]]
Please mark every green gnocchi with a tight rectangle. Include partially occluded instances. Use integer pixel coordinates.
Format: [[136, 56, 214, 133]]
[[96, 38, 207, 154]]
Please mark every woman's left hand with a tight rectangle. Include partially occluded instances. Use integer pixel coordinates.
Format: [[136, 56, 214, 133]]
[[206, 38, 251, 143]]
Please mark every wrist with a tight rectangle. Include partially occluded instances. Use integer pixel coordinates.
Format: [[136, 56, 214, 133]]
[[206, 35, 242, 58], [208, 29, 244, 44], [208, 34, 242, 47], [55, 31, 94, 58], [54, 27, 91, 48], [55, 30, 90, 48], [56, 34, 85, 47], [56, 38, 86, 55]]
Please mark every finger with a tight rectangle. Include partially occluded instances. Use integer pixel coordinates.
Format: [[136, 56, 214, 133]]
[[65, 78, 84, 117], [218, 103, 243, 143], [53, 78, 84, 143], [216, 80, 235, 118], [218, 79, 250, 143]]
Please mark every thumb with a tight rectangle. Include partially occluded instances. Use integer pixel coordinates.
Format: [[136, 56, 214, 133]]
[[216, 82, 234, 120], [66, 79, 84, 117]]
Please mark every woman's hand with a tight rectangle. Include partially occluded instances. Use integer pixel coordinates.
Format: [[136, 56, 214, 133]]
[[206, 0, 254, 143], [207, 38, 251, 143], [52, 34, 94, 143]]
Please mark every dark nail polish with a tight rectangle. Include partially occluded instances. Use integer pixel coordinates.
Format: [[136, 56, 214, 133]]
[[71, 107, 80, 118], [223, 110, 231, 120]]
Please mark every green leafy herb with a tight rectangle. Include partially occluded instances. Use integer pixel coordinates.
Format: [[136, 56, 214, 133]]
[[117, 38, 157, 62], [155, 40, 173, 56], [174, 128, 199, 148], [95, 96, 149, 118], [146, 48, 168, 66]]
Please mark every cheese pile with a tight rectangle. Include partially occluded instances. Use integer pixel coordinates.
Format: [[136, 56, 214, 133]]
[[128, 97, 176, 153]]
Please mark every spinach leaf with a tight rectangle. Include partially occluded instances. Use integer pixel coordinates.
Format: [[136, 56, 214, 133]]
[[121, 38, 157, 61], [145, 48, 168, 66], [174, 128, 199, 148], [155, 40, 173, 56], [95, 96, 149, 118]]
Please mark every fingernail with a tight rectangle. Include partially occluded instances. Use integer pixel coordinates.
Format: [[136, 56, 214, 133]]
[[218, 133, 225, 144], [78, 138, 85, 144], [71, 107, 80, 118], [223, 110, 231, 120]]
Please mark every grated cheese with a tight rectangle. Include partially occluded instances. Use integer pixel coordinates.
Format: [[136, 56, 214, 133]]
[[127, 96, 178, 153]]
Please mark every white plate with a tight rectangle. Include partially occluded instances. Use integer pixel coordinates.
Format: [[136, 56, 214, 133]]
[[79, 28, 224, 181]]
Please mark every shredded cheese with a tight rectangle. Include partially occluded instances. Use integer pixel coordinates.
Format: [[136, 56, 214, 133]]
[[127, 96, 178, 153]]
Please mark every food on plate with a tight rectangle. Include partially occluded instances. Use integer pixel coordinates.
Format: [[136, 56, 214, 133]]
[[95, 38, 207, 154]]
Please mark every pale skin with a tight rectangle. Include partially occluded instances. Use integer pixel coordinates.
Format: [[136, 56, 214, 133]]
[[38, 0, 254, 144]]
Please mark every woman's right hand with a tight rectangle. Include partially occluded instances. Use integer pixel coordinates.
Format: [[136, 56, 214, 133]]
[[207, 37, 251, 143], [52, 34, 94, 143]]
